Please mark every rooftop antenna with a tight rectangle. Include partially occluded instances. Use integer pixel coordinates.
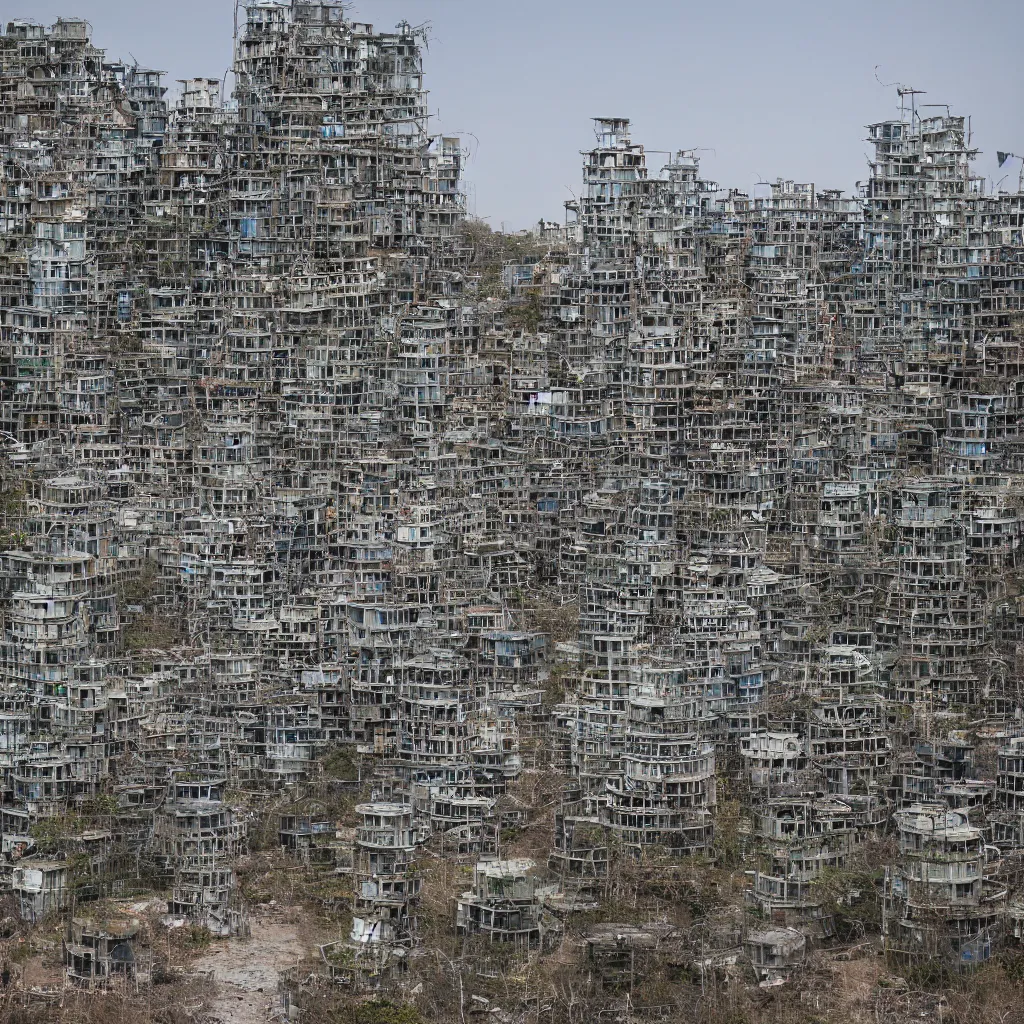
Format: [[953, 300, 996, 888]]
[[897, 86, 926, 125], [874, 69, 926, 125]]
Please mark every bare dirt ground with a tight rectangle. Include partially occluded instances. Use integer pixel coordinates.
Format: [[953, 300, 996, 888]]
[[192, 909, 306, 1024]]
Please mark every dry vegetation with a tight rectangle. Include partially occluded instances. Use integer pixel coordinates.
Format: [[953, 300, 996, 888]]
[[5, 770, 1024, 1024]]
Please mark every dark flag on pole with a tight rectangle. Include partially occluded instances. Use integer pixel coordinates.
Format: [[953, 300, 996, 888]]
[[998, 151, 1014, 167]]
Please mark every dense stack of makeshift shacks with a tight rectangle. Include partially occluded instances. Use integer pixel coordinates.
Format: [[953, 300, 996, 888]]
[[0, 1, 1022, 998]]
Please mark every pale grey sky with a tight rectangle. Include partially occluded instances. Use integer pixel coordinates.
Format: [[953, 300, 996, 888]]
[[9, 0, 1024, 228]]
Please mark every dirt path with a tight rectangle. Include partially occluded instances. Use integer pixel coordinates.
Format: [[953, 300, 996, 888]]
[[193, 912, 305, 1024]]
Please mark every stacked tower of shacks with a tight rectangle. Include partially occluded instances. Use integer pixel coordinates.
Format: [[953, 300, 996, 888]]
[[0, 2, 1022, 985]]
